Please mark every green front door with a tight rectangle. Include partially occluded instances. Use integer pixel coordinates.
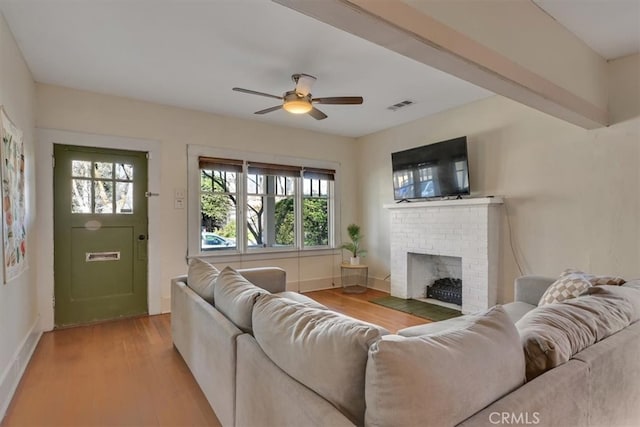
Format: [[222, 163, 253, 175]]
[[53, 144, 148, 327]]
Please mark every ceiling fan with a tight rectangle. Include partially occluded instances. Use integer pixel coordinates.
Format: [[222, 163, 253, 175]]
[[232, 73, 363, 120]]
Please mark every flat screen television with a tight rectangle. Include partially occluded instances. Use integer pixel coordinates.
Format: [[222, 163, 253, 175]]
[[392, 136, 470, 201]]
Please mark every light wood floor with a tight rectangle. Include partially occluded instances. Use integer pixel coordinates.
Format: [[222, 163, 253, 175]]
[[1, 288, 428, 427], [304, 287, 430, 333], [1, 315, 221, 427]]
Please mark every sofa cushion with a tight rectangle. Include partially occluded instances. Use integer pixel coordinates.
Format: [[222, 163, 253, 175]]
[[516, 288, 639, 380], [186, 258, 219, 304], [274, 291, 327, 310], [214, 266, 269, 333], [622, 279, 640, 291], [398, 315, 475, 337], [581, 285, 640, 322], [252, 293, 388, 426], [538, 271, 592, 306], [237, 267, 286, 293], [503, 301, 537, 323], [365, 306, 524, 427]]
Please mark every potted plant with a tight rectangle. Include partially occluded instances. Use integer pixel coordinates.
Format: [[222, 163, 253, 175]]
[[340, 223, 367, 265]]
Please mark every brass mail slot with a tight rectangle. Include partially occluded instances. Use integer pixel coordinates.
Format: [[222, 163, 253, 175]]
[[86, 251, 121, 262]]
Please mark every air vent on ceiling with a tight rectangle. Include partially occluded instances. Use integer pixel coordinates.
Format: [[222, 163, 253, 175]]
[[387, 100, 414, 111]]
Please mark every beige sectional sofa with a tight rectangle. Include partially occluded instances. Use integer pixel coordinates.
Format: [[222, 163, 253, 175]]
[[172, 262, 640, 427]]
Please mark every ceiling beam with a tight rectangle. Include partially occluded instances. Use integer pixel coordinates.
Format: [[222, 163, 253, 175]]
[[274, 0, 608, 129]]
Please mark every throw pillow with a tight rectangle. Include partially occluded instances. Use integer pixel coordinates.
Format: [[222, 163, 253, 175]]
[[186, 258, 219, 304], [561, 268, 626, 286], [538, 272, 592, 306], [590, 276, 626, 286]]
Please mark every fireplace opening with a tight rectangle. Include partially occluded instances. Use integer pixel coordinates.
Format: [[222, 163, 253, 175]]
[[407, 252, 463, 309], [426, 277, 462, 306]]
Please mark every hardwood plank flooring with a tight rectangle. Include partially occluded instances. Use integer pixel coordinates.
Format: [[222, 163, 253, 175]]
[[304, 287, 430, 333], [1, 315, 221, 427], [2, 288, 427, 427]]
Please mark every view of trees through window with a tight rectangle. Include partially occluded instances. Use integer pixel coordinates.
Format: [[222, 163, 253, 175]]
[[200, 170, 237, 249], [71, 160, 134, 214], [199, 161, 331, 252]]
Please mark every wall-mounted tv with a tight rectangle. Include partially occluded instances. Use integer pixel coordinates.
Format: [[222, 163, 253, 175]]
[[392, 136, 470, 201]]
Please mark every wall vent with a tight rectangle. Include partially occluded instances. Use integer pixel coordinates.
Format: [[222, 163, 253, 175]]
[[387, 100, 414, 111]]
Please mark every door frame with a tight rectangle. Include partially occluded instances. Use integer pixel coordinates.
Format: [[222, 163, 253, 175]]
[[37, 129, 162, 331]]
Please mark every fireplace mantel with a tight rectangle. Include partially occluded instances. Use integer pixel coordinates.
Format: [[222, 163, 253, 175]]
[[383, 197, 503, 210], [384, 197, 503, 314]]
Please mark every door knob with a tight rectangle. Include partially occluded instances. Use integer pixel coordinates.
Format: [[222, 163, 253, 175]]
[[138, 234, 147, 241]]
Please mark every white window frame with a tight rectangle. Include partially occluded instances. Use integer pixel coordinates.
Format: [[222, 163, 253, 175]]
[[187, 145, 341, 260]]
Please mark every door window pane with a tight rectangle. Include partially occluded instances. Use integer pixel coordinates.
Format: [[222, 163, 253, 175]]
[[94, 162, 113, 179], [72, 160, 136, 215], [71, 179, 92, 213], [116, 182, 133, 214], [94, 181, 113, 213], [115, 163, 134, 180], [72, 161, 91, 178]]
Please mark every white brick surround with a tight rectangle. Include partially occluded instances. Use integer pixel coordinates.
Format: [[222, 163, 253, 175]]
[[384, 198, 503, 314]]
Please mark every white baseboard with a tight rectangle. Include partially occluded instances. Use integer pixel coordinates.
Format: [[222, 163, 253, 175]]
[[0, 316, 42, 422], [296, 277, 338, 293], [368, 277, 391, 293]]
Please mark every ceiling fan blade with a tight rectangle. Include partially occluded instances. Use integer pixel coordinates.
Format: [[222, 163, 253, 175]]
[[308, 107, 327, 120], [254, 105, 282, 115], [313, 96, 363, 105], [233, 87, 282, 100], [293, 73, 316, 96]]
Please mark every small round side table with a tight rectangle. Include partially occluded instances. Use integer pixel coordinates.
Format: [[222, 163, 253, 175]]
[[340, 263, 368, 294]]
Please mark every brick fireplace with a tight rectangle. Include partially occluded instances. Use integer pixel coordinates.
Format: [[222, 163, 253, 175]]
[[384, 198, 503, 314]]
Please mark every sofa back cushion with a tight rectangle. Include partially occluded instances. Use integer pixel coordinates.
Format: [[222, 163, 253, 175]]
[[187, 258, 219, 304], [236, 267, 286, 293], [252, 293, 388, 426], [274, 291, 328, 310], [517, 285, 640, 380], [365, 306, 524, 427], [214, 266, 269, 333], [623, 279, 640, 291]]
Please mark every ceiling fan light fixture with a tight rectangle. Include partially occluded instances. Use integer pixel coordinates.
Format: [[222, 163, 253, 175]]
[[283, 99, 312, 114], [283, 91, 312, 114]]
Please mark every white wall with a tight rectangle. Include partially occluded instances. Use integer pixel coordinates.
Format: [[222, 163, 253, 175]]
[[0, 12, 38, 420], [35, 83, 360, 317], [357, 56, 640, 303]]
